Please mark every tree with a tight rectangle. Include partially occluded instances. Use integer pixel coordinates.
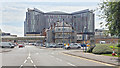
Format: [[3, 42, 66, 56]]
[[98, 1, 120, 37], [98, 0, 120, 58]]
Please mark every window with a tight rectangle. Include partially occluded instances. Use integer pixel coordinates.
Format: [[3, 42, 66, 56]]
[[79, 36, 81, 39], [58, 29, 60, 31]]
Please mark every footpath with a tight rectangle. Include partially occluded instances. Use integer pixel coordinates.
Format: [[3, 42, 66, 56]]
[[63, 50, 119, 66]]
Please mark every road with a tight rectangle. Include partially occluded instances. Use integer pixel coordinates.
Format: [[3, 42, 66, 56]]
[[1, 45, 115, 68]]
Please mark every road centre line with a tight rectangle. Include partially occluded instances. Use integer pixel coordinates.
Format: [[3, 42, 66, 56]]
[[62, 53, 114, 66]]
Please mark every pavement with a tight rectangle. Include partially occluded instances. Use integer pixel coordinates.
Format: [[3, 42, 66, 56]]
[[0, 45, 118, 68], [63, 50, 118, 66]]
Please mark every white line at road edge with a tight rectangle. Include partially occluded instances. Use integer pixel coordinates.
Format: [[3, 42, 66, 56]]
[[67, 62, 75, 66]]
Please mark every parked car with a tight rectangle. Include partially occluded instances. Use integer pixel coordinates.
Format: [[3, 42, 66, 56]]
[[0, 42, 15, 48], [18, 44, 25, 48], [57, 43, 64, 48], [65, 43, 81, 49], [49, 43, 57, 48], [74, 43, 81, 48]]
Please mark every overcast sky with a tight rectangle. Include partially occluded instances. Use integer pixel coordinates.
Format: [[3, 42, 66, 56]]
[[0, 0, 105, 37]]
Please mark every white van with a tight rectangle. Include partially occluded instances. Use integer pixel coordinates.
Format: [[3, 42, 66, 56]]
[[0, 42, 15, 48]]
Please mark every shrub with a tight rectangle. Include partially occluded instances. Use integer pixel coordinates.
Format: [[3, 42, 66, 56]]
[[109, 46, 118, 49], [92, 45, 112, 54], [87, 45, 96, 53]]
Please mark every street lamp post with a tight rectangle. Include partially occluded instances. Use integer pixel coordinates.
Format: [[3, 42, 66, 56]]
[[83, 26, 87, 52], [63, 19, 64, 47]]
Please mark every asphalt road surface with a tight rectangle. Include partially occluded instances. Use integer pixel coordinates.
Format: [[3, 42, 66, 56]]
[[1, 45, 116, 68]]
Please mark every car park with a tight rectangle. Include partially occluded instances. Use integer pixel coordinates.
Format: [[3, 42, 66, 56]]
[[0, 42, 15, 48]]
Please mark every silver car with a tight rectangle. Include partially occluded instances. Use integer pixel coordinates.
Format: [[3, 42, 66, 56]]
[[65, 43, 81, 49]]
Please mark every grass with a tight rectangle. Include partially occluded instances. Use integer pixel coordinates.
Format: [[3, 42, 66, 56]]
[[102, 54, 119, 57]]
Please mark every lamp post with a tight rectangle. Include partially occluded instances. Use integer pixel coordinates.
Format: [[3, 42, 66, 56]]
[[83, 26, 87, 52], [63, 19, 64, 47]]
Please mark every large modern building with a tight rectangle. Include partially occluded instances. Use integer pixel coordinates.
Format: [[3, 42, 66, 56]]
[[24, 8, 95, 43], [24, 8, 94, 35]]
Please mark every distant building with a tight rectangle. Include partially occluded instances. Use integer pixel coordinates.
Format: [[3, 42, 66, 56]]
[[24, 8, 95, 38], [46, 22, 77, 43], [1, 32, 17, 37], [95, 29, 119, 44]]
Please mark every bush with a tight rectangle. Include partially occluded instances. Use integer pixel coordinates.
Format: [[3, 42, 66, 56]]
[[109, 46, 118, 49], [92, 45, 112, 54], [87, 45, 96, 53]]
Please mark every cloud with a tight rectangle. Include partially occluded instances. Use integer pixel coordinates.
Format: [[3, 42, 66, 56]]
[[1, 25, 24, 37], [1, 2, 103, 36], [1, 0, 101, 2]]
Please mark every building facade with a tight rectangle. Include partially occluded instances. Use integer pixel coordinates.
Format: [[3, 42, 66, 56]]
[[46, 22, 77, 43], [24, 8, 95, 38], [95, 29, 119, 44]]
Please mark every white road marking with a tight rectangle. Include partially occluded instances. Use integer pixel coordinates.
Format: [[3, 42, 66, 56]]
[[34, 65, 36, 67], [56, 58, 62, 61], [67, 62, 75, 66], [29, 52, 31, 57], [34, 64, 37, 68], [24, 60, 27, 63], [27, 56, 31, 59], [19, 65, 23, 68], [31, 60, 34, 63]]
